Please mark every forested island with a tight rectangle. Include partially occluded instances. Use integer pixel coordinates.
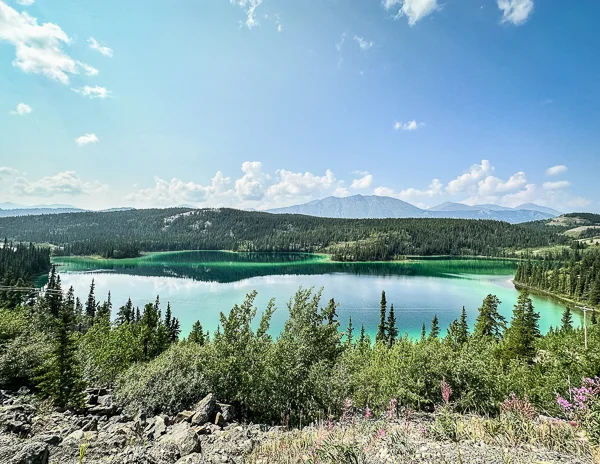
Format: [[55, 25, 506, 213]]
[[0, 208, 571, 260]]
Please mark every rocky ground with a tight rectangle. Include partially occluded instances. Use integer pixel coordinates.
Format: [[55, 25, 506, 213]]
[[0, 388, 596, 464]]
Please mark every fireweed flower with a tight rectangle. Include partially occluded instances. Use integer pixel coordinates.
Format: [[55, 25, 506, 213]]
[[364, 406, 372, 419], [441, 379, 452, 405], [386, 397, 397, 420]]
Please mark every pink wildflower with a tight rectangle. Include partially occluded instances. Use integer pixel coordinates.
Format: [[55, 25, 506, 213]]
[[377, 428, 386, 439], [386, 397, 397, 420], [441, 379, 452, 405], [364, 406, 372, 419]]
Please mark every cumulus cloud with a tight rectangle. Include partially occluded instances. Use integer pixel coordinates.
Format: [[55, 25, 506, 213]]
[[235, 161, 268, 201], [543, 181, 571, 191], [375, 179, 443, 203], [354, 36, 374, 51], [546, 165, 568, 176], [72, 85, 111, 99], [350, 173, 373, 190], [17, 0, 35, 5], [0, 167, 18, 176], [383, 0, 439, 26], [0, 1, 95, 84], [12, 171, 106, 197], [477, 171, 528, 196], [394, 120, 425, 131], [9, 102, 32, 115], [445, 160, 493, 194], [77, 61, 99, 76], [497, 0, 534, 25], [75, 133, 99, 146], [88, 37, 113, 57], [230, 0, 263, 29]]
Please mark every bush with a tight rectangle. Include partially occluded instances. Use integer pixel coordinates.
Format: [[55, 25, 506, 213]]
[[116, 342, 211, 415]]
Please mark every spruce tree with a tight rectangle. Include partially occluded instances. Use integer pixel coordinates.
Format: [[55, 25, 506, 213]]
[[421, 323, 426, 341], [85, 279, 97, 322], [590, 275, 600, 306], [473, 295, 505, 340], [561, 307, 573, 332], [116, 298, 134, 325], [376, 290, 387, 344], [345, 317, 354, 346], [457, 306, 469, 344], [503, 292, 540, 363], [429, 315, 440, 340], [188, 321, 206, 345], [46, 266, 62, 318], [323, 298, 339, 325], [387, 303, 398, 346], [38, 286, 85, 409], [592, 309, 598, 325], [358, 324, 366, 346]]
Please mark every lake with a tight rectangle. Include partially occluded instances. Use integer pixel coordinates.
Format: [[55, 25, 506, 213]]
[[51, 251, 579, 339]]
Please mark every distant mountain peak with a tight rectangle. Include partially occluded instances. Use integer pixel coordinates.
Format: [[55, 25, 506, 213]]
[[267, 196, 559, 223]]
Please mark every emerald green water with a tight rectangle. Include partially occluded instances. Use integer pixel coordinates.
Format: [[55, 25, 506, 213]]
[[51, 251, 578, 339]]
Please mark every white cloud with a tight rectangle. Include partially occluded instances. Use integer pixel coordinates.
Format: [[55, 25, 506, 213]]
[[77, 61, 98, 76], [230, 0, 263, 29], [126, 172, 232, 206], [75, 133, 99, 146], [497, 0, 534, 25], [16, 0, 34, 5], [88, 37, 113, 57], [445, 160, 493, 194], [266, 169, 338, 199], [277, 24, 282, 33], [9, 102, 32, 115], [12, 171, 106, 197], [376, 179, 443, 202], [383, 0, 439, 26], [543, 181, 571, 191], [335, 33, 346, 52], [350, 174, 373, 190], [0, 1, 94, 84], [72, 85, 111, 99], [235, 161, 268, 200], [546, 165, 568, 176], [394, 120, 425, 131], [0, 167, 18, 176], [477, 171, 528, 196], [354, 36, 374, 51]]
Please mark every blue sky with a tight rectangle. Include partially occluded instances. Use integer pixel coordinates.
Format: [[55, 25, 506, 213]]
[[1, 0, 598, 212]]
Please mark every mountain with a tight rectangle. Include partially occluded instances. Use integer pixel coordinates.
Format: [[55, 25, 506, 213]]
[[268, 195, 422, 219], [0, 208, 84, 218], [515, 203, 562, 216], [0, 202, 80, 210], [268, 195, 559, 223], [428, 202, 478, 212]]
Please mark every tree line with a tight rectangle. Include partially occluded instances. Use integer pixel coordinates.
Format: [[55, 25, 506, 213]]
[[0, 208, 571, 261], [514, 249, 600, 308]]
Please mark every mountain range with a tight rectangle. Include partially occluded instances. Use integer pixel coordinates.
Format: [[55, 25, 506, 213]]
[[267, 195, 561, 223], [0, 203, 134, 218]]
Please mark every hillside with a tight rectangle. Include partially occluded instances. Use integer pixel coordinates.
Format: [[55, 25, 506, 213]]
[[268, 195, 558, 223], [0, 207, 570, 260]]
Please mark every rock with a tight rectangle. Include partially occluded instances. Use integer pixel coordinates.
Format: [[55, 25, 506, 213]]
[[154, 416, 168, 437], [175, 453, 204, 463], [34, 434, 61, 445], [191, 394, 217, 426], [17, 387, 30, 396], [0, 441, 49, 464], [217, 403, 234, 423], [175, 411, 194, 424], [159, 422, 201, 456], [214, 412, 225, 428]]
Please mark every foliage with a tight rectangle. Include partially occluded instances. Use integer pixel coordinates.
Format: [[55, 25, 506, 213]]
[[0, 208, 571, 261]]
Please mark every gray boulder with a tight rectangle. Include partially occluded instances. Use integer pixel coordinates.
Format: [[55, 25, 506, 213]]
[[159, 422, 201, 456], [0, 441, 49, 464], [217, 403, 234, 423], [190, 394, 217, 426], [175, 453, 204, 463]]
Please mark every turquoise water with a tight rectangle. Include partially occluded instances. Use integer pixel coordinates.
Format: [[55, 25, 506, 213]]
[[51, 251, 578, 339]]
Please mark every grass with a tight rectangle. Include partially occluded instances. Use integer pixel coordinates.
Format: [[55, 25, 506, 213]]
[[246, 411, 596, 464]]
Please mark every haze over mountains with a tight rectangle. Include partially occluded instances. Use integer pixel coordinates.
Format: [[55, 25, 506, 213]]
[[267, 195, 561, 223]]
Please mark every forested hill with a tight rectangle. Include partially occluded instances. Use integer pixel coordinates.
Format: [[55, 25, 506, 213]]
[[0, 208, 571, 260]]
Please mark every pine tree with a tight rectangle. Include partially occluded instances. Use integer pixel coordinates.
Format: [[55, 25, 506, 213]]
[[387, 303, 398, 346], [376, 290, 387, 344], [358, 324, 366, 346], [429, 315, 440, 340], [592, 309, 598, 325], [590, 275, 600, 306], [116, 298, 134, 325], [457, 306, 469, 344], [345, 317, 354, 346], [46, 266, 62, 318], [561, 307, 573, 332], [473, 295, 506, 339], [169, 317, 181, 342], [96, 292, 112, 322], [421, 323, 426, 341], [503, 292, 540, 363], [37, 286, 85, 409], [323, 298, 339, 325], [85, 279, 97, 322], [188, 321, 206, 345]]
